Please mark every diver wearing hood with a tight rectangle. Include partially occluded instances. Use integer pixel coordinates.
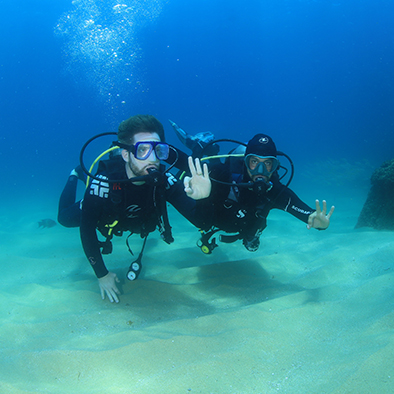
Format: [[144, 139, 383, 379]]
[[171, 125, 334, 253]]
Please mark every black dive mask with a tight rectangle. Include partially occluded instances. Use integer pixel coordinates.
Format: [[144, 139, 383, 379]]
[[244, 154, 279, 178]]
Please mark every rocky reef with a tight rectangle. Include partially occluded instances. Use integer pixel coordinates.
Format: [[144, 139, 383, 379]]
[[355, 158, 394, 230]]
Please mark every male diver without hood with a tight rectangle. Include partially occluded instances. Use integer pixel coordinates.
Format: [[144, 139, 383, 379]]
[[58, 114, 212, 303]]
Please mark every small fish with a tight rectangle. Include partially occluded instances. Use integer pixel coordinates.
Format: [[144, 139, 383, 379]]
[[38, 219, 57, 228]]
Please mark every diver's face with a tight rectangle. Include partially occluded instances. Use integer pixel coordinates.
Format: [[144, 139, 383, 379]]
[[246, 156, 275, 182], [122, 132, 161, 179]]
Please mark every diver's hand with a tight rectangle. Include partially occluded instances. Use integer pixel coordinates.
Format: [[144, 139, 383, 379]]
[[184, 157, 211, 200], [307, 199, 335, 230], [98, 272, 121, 303]]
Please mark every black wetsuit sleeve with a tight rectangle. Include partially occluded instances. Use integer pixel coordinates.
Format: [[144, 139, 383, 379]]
[[272, 185, 315, 223], [165, 173, 213, 230], [80, 180, 109, 279]]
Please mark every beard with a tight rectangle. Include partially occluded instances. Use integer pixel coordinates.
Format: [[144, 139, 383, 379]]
[[128, 161, 159, 177]]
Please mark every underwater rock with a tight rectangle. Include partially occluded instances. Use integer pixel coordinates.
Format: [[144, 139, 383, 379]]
[[38, 219, 57, 228], [355, 159, 394, 230]]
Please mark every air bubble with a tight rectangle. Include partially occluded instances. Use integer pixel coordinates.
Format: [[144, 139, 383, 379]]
[[55, 0, 165, 108]]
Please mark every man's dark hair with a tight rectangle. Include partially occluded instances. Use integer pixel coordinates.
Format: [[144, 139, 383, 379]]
[[118, 114, 165, 145]]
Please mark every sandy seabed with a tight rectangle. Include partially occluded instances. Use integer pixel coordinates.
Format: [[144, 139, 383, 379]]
[[0, 188, 393, 394]]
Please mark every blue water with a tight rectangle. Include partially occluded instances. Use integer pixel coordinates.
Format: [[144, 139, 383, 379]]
[[2, 3, 394, 392], [1, 0, 393, 205]]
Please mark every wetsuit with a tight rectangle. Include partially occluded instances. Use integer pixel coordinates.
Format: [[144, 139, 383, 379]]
[[80, 156, 211, 278], [204, 161, 314, 251]]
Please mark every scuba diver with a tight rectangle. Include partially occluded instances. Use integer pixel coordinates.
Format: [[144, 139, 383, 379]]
[[58, 114, 211, 303], [171, 122, 335, 254]]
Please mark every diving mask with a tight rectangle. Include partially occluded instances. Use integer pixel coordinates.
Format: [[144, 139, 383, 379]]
[[116, 141, 169, 160], [244, 154, 279, 178]]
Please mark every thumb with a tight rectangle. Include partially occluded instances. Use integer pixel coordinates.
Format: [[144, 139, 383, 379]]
[[183, 176, 191, 188]]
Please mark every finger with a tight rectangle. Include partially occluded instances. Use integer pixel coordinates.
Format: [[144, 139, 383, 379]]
[[183, 176, 191, 189], [106, 290, 114, 303], [307, 213, 315, 229], [202, 163, 209, 178], [327, 205, 335, 218], [100, 288, 105, 300], [114, 284, 121, 295], [188, 156, 196, 176], [315, 199, 322, 214], [111, 291, 119, 303], [194, 158, 203, 175], [322, 200, 327, 215]]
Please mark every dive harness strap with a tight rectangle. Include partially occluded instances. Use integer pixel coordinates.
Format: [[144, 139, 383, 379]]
[[154, 181, 174, 245]]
